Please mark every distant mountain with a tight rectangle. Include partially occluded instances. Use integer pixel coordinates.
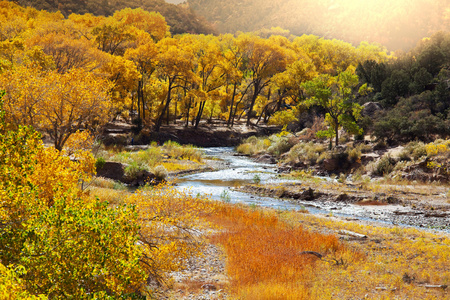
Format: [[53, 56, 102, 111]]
[[187, 0, 450, 50], [13, 0, 216, 35]]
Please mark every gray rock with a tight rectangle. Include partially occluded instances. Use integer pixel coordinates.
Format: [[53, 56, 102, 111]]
[[361, 102, 382, 117]]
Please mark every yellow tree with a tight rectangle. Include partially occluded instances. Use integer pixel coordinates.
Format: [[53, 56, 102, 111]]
[[191, 35, 226, 128], [93, 8, 168, 56], [92, 16, 134, 55], [154, 36, 196, 132], [265, 54, 318, 124], [100, 53, 140, 115], [0, 66, 114, 150], [219, 34, 246, 126], [237, 33, 289, 126], [113, 7, 169, 42], [26, 17, 107, 74], [125, 32, 159, 121]]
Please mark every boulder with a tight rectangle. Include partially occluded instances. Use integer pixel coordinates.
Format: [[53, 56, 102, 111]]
[[254, 153, 276, 164], [361, 102, 382, 117], [96, 161, 157, 186], [96, 161, 124, 181]]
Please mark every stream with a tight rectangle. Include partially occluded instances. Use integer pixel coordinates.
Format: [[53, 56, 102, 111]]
[[176, 147, 449, 233]]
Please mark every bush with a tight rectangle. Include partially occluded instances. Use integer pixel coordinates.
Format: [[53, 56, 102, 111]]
[[286, 141, 326, 165], [0, 111, 145, 298], [237, 136, 272, 156], [95, 156, 106, 170], [153, 165, 168, 181], [124, 161, 150, 179], [374, 155, 396, 176]]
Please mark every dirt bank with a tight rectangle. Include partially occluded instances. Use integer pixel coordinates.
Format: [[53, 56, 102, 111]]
[[101, 119, 280, 147]]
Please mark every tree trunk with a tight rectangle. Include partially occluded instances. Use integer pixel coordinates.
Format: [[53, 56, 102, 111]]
[[227, 83, 237, 127], [334, 119, 339, 147], [185, 97, 191, 127], [194, 101, 206, 129], [137, 80, 142, 120], [246, 81, 260, 126], [174, 96, 178, 125], [155, 79, 173, 132]]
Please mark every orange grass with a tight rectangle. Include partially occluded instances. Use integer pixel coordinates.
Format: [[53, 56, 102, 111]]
[[206, 204, 356, 299]]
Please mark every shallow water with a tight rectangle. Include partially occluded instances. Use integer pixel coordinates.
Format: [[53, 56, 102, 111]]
[[176, 147, 449, 233]]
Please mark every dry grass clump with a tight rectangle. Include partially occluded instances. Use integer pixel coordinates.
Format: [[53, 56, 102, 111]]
[[236, 136, 271, 156], [97, 142, 204, 178], [162, 140, 203, 162], [237, 131, 297, 157], [89, 176, 127, 190], [400, 141, 427, 161], [87, 186, 129, 205], [153, 165, 168, 181], [267, 134, 296, 157], [107, 147, 163, 167], [286, 141, 327, 165], [207, 204, 355, 299]]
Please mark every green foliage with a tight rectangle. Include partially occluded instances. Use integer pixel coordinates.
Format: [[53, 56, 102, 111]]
[[373, 96, 449, 143], [95, 156, 106, 170], [124, 161, 150, 179], [302, 70, 362, 147], [0, 94, 146, 298], [220, 189, 231, 203]]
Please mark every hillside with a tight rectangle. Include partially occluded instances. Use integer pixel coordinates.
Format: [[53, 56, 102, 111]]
[[188, 0, 450, 50], [13, 0, 215, 35]]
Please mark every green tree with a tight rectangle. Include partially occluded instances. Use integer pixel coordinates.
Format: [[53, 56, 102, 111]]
[[302, 69, 362, 147]]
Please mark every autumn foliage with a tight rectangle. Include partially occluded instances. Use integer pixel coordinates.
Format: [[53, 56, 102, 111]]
[[0, 0, 393, 148]]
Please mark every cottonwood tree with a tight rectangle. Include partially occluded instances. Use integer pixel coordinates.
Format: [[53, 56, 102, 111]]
[[0, 66, 114, 150], [154, 36, 196, 132], [302, 69, 362, 147], [191, 35, 227, 128], [220, 34, 245, 126], [237, 34, 289, 125]]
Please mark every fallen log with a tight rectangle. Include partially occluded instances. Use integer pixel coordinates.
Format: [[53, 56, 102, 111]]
[[418, 284, 448, 289], [338, 230, 367, 239]]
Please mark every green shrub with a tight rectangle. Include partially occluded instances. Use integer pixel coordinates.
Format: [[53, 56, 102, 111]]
[[374, 155, 396, 176], [95, 157, 106, 170], [124, 162, 150, 179], [253, 174, 261, 184], [405, 141, 426, 160]]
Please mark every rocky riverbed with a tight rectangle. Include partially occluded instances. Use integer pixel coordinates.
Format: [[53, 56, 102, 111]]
[[236, 180, 450, 232]]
